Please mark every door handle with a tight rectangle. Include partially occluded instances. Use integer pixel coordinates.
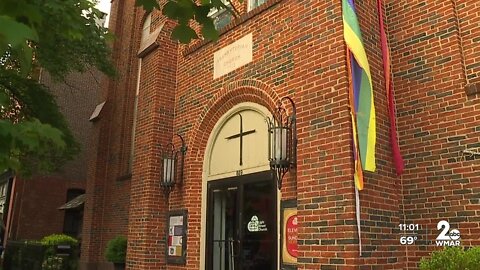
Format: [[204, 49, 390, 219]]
[[228, 237, 235, 270]]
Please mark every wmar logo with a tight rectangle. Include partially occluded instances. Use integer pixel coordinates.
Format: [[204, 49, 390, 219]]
[[435, 220, 461, 246]]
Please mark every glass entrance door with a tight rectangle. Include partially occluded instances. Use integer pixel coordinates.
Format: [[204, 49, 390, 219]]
[[206, 172, 277, 270], [210, 186, 238, 270]]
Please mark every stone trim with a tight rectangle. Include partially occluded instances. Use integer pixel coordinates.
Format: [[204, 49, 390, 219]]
[[187, 79, 279, 157]]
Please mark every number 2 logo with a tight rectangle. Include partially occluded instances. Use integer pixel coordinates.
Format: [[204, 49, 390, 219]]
[[436, 220, 450, 240], [436, 220, 461, 241]]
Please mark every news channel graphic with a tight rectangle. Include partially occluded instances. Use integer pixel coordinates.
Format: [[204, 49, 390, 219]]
[[399, 220, 461, 247]]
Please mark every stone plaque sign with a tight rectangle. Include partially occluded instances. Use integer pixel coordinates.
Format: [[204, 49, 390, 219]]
[[213, 33, 253, 79]]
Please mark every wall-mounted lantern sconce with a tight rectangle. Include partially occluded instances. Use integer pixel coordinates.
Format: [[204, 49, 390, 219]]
[[267, 96, 297, 190], [160, 134, 187, 197]]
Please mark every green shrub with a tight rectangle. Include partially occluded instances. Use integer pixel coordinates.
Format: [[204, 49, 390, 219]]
[[4, 236, 80, 270], [40, 234, 78, 247], [41, 233, 78, 257], [105, 236, 127, 263], [3, 241, 45, 270], [420, 246, 480, 270], [40, 234, 79, 270], [41, 256, 64, 270]]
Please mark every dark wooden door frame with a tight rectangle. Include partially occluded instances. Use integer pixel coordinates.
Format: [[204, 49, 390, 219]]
[[205, 171, 277, 270]]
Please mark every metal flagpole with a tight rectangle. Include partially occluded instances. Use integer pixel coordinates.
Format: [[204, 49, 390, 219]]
[[355, 185, 362, 256]]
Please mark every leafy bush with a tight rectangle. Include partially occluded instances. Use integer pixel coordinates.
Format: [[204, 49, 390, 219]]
[[105, 236, 127, 263], [40, 234, 79, 270], [3, 241, 45, 270], [40, 234, 78, 246], [41, 256, 64, 270], [41, 234, 78, 257], [420, 246, 480, 270]]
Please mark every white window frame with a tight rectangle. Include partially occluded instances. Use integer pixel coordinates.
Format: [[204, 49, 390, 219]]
[[207, 0, 231, 17], [248, 0, 267, 12], [130, 14, 152, 171], [208, 0, 233, 29], [140, 13, 152, 46]]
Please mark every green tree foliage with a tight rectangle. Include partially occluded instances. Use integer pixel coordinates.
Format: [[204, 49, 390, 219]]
[[419, 247, 480, 270], [105, 236, 127, 263], [136, 0, 240, 43], [0, 0, 113, 176]]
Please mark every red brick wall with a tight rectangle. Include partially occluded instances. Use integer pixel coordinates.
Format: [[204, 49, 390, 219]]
[[387, 0, 480, 268], [81, 1, 172, 269], [78, 3, 123, 261], [9, 68, 101, 241], [93, 0, 399, 269], [126, 19, 179, 270], [166, 0, 398, 268], [81, 0, 138, 267], [40, 70, 104, 182], [173, 1, 354, 269], [10, 176, 84, 240], [458, 0, 480, 85], [169, 1, 406, 269], [354, 1, 406, 269], [84, 0, 480, 270]]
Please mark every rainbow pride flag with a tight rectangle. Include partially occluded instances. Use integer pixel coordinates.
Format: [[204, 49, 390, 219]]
[[347, 53, 365, 190], [343, 0, 376, 189]]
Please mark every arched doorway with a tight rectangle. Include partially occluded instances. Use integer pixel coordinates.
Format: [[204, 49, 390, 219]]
[[200, 103, 279, 270]]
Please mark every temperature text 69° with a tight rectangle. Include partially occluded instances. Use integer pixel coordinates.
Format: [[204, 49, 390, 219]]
[[400, 236, 417, 245]]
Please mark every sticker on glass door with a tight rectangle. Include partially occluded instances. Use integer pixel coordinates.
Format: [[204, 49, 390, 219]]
[[247, 215, 268, 232]]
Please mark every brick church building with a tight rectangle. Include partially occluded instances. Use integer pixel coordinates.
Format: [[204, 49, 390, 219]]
[[81, 0, 480, 269]]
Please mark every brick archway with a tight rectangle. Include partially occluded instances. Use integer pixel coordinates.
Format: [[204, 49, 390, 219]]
[[187, 79, 279, 160], [178, 80, 280, 269]]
